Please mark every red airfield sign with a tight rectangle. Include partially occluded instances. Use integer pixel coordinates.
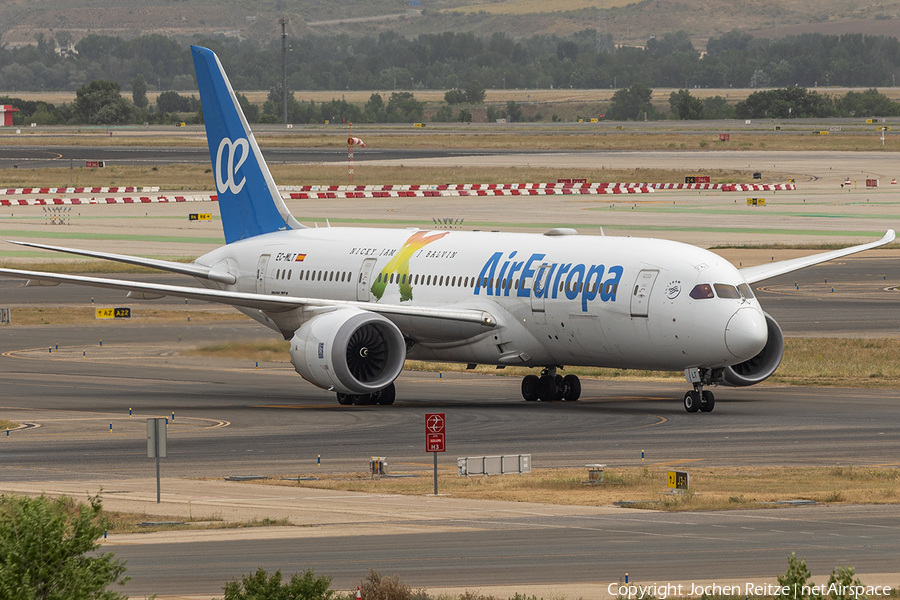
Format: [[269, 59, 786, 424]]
[[425, 413, 445, 452]]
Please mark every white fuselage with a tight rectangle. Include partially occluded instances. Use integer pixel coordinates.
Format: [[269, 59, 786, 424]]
[[194, 226, 769, 373]]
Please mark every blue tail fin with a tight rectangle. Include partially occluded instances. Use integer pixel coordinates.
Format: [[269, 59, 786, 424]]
[[191, 45, 304, 244]]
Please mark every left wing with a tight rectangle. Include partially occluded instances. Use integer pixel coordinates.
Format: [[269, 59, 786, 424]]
[[0, 267, 496, 328], [5, 240, 236, 284], [739, 230, 895, 284]]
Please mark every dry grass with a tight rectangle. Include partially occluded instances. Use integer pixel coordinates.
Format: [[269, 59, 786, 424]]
[[102, 507, 291, 533], [251, 465, 900, 511], [0, 420, 19, 430], [183, 338, 900, 388], [1, 129, 897, 153], [447, 0, 635, 13], [0, 163, 773, 191], [772, 338, 900, 386], [184, 339, 291, 361], [6, 307, 245, 326]]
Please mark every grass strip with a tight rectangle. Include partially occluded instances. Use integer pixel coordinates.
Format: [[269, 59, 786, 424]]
[[6, 307, 245, 326], [1, 164, 781, 189], [103, 508, 291, 534], [2, 131, 899, 152], [0, 229, 222, 244], [249, 465, 900, 512], [182, 338, 900, 389]]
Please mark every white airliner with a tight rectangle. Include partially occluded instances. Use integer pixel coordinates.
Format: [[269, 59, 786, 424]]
[[0, 46, 894, 412]]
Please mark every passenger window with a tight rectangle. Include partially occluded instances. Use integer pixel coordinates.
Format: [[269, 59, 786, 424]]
[[714, 283, 741, 299], [689, 284, 714, 299], [738, 283, 754, 299], [288, 270, 292, 279]]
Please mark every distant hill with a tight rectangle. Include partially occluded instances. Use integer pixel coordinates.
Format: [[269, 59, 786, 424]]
[[2, 0, 899, 50]]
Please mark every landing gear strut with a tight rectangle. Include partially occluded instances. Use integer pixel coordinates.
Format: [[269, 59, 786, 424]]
[[684, 368, 717, 413], [336, 382, 396, 406], [521, 368, 581, 402]]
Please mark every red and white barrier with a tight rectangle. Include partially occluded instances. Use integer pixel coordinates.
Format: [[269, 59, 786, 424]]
[[277, 181, 795, 195], [1, 186, 159, 195], [0, 181, 797, 206]]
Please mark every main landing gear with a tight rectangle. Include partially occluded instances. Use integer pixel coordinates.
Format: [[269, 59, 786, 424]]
[[336, 382, 396, 406], [521, 367, 581, 402], [683, 368, 715, 413]]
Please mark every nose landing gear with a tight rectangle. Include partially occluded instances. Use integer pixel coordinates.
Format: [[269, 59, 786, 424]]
[[521, 367, 581, 402], [684, 368, 717, 413]]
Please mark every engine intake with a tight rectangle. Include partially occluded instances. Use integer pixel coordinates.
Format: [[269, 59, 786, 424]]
[[722, 312, 784, 386], [290, 308, 406, 394]]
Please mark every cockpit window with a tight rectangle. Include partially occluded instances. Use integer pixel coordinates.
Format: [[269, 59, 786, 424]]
[[738, 283, 754, 299], [714, 283, 741, 299], [689, 284, 714, 299]]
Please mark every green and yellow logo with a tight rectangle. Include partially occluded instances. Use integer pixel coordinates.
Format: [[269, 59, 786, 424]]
[[371, 231, 449, 301]]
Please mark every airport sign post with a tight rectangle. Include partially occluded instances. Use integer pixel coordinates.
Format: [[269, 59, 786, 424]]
[[667, 470, 689, 492], [425, 413, 445, 495], [147, 418, 167, 503]]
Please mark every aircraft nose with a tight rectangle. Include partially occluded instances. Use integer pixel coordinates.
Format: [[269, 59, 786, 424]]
[[724, 307, 768, 359]]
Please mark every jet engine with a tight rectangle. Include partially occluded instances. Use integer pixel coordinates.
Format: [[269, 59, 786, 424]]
[[289, 308, 406, 395], [722, 312, 784, 386]]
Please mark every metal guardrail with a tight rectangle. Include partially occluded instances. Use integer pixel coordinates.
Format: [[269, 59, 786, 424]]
[[457, 454, 531, 477]]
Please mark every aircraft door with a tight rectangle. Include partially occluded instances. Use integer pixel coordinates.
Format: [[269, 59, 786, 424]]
[[630, 269, 659, 317], [530, 264, 551, 312], [256, 254, 270, 295], [357, 258, 377, 301]]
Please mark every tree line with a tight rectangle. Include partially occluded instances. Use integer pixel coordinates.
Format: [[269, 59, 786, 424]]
[[4, 81, 899, 127], [1, 29, 899, 94]]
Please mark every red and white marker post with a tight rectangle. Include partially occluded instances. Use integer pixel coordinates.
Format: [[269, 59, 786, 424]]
[[347, 125, 365, 184]]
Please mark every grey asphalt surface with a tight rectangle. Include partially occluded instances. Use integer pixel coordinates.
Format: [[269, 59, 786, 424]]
[[107, 504, 900, 595]]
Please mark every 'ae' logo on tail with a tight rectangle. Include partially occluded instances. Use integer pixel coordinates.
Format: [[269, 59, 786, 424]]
[[215, 137, 249, 194]]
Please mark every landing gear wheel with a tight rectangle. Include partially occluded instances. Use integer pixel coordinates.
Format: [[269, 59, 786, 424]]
[[699, 390, 715, 412], [336, 393, 356, 406], [355, 393, 377, 405], [522, 375, 540, 401], [683, 391, 701, 413], [562, 374, 581, 401], [538, 375, 558, 402], [373, 383, 396, 405]]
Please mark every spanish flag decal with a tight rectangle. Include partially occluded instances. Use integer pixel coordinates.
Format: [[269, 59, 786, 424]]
[[295, 254, 307, 262]]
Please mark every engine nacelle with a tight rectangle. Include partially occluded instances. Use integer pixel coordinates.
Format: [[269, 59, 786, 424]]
[[289, 308, 406, 394], [722, 312, 784, 386]]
